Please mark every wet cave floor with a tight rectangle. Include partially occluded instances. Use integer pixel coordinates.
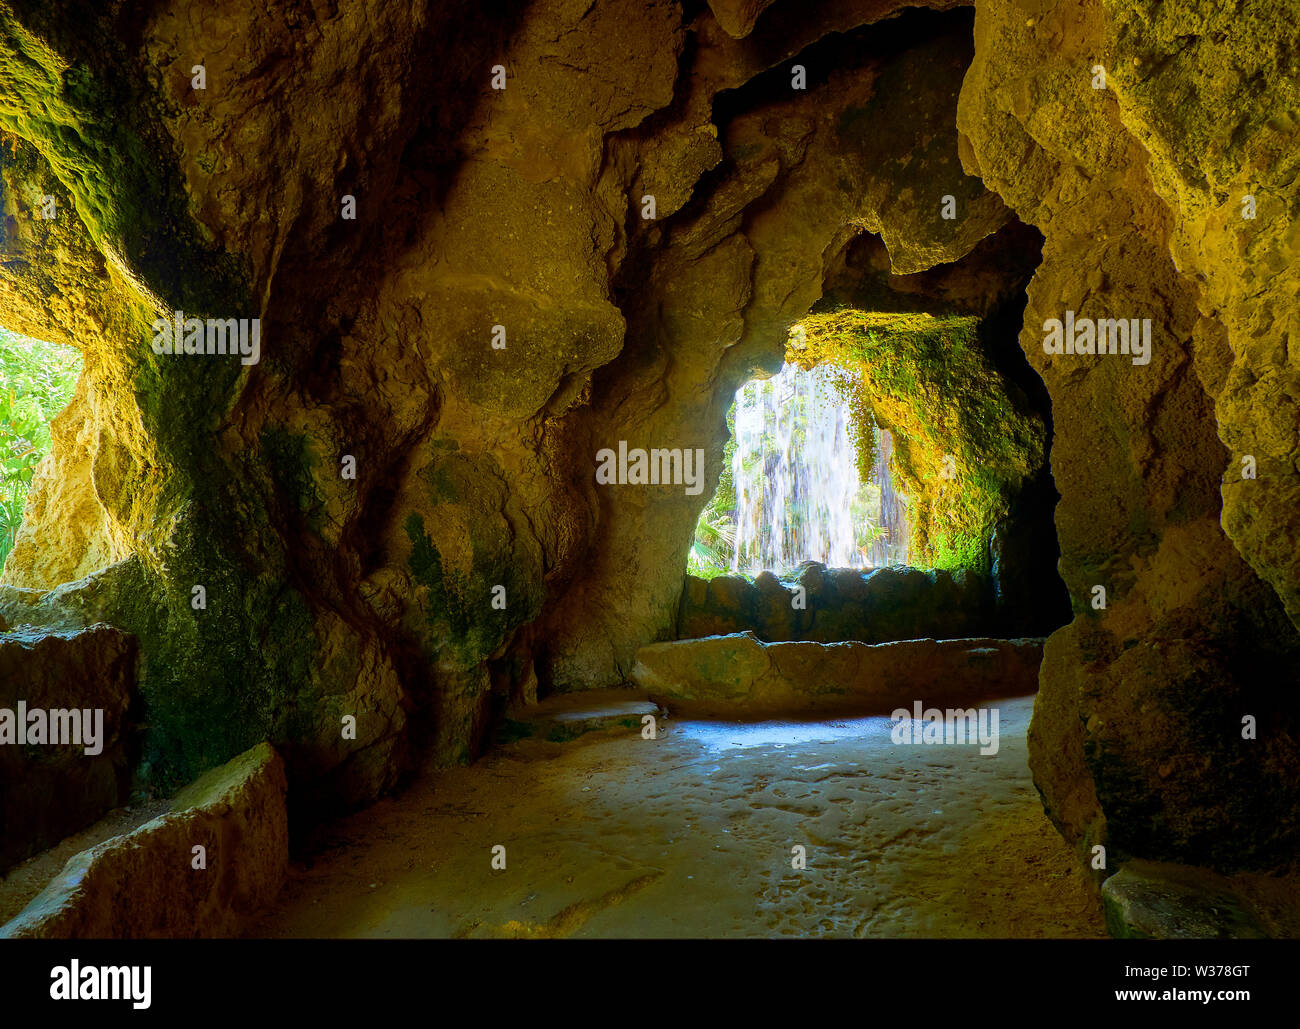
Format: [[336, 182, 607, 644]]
[[254, 695, 1105, 938]]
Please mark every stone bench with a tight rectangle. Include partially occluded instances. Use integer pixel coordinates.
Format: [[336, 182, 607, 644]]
[[632, 631, 1043, 717]]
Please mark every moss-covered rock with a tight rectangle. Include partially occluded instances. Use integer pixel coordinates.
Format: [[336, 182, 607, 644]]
[[792, 309, 1047, 574]]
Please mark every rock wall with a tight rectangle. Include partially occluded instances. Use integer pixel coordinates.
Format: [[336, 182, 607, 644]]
[[1, 1, 1009, 807], [536, 7, 1023, 688], [958, 0, 1300, 871], [0, 0, 1296, 875], [679, 564, 998, 643]]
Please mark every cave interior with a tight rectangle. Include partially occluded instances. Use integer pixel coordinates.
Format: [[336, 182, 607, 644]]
[[0, 0, 1298, 940]]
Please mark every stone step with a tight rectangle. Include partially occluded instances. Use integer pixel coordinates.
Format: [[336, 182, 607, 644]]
[[0, 624, 138, 875], [501, 689, 664, 743], [631, 632, 1043, 717]]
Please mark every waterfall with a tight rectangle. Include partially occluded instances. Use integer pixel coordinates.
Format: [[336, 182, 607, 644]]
[[729, 362, 909, 575]]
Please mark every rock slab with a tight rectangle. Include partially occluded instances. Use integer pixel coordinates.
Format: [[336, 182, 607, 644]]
[[0, 624, 137, 873], [1101, 861, 1267, 940], [0, 741, 288, 939], [631, 632, 1042, 716], [502, 689, 664, 742]]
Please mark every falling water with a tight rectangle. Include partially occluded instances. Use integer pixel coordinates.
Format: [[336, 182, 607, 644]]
[[729, 362, 909, 575]]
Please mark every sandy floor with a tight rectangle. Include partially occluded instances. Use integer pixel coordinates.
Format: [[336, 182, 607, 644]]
[[253, 694, 1105, 938]]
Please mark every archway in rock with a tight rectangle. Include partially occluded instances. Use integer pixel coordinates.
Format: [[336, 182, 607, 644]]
[[683, 214, 1073, 641], [675, 233, 1076, 657]]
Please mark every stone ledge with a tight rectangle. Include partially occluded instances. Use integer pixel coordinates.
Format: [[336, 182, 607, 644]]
[[632, 631, 1042, 717], [679, 564, 995, 645], [0, 741, 288, 939], [501, 688, 665, 743]]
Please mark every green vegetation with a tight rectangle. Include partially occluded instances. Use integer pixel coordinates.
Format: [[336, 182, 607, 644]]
[[793, 310, 1045, 574], [689, 309, 1046, 579], [406, 512, 471, 638], [688, 417, 738, 579], [0, 327, 81, 567]]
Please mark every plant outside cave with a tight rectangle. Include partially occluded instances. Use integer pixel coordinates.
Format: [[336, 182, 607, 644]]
[[0, 326, 81, 568]]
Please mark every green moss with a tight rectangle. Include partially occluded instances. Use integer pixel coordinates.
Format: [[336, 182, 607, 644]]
[[928, 531, 984, 572], [405, 512, 471, 638], [0, 8, 339, 798], [792, 309, 1046, 574], [427, 463, 462, 503], [545, 723, 585, 743], [83, 539, 318, 794], [403, 446, 547, 673], [495, 718, 535, 744], [260, 427, 326, 534], [0, 8, 247, 315]]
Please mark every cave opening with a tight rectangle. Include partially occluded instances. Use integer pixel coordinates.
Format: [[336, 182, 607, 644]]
[[690, 358, 910, 579], [681, 219, 1072, 644], [0, 325, 81, 573], [4, 0, 1294, 953]]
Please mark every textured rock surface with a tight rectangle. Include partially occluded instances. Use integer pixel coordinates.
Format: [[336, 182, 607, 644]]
[[0, 1, 1018, 804], [632, 631, 1042, 716], [958, 0, 1300, 871], [500, 688, 663, 744], [0, 624, 136, 873], [537, 9, 1026, 689], [0, 0, 1296, 880], [1101, 860, 1266, 940], [679, 564, 997, 643], [255, 695, 1106, 939], [0, 741, 288, 938], [794, 309, 1046, 574], [2, 383, 131, 586]]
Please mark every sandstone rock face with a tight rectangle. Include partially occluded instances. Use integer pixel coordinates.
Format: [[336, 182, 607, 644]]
[[538, 8, 1022, 688], [0, 2, 1017, 805], [0, 624, 137, 873], [0, 0, 1296, 878], [0, 742, 288, 939], [958, 0, 1300, 870], [707, 0, 778, 38], [3, 382, 131, 587], [679, 564, 997, 643], [632, 632, 1042, 717]]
